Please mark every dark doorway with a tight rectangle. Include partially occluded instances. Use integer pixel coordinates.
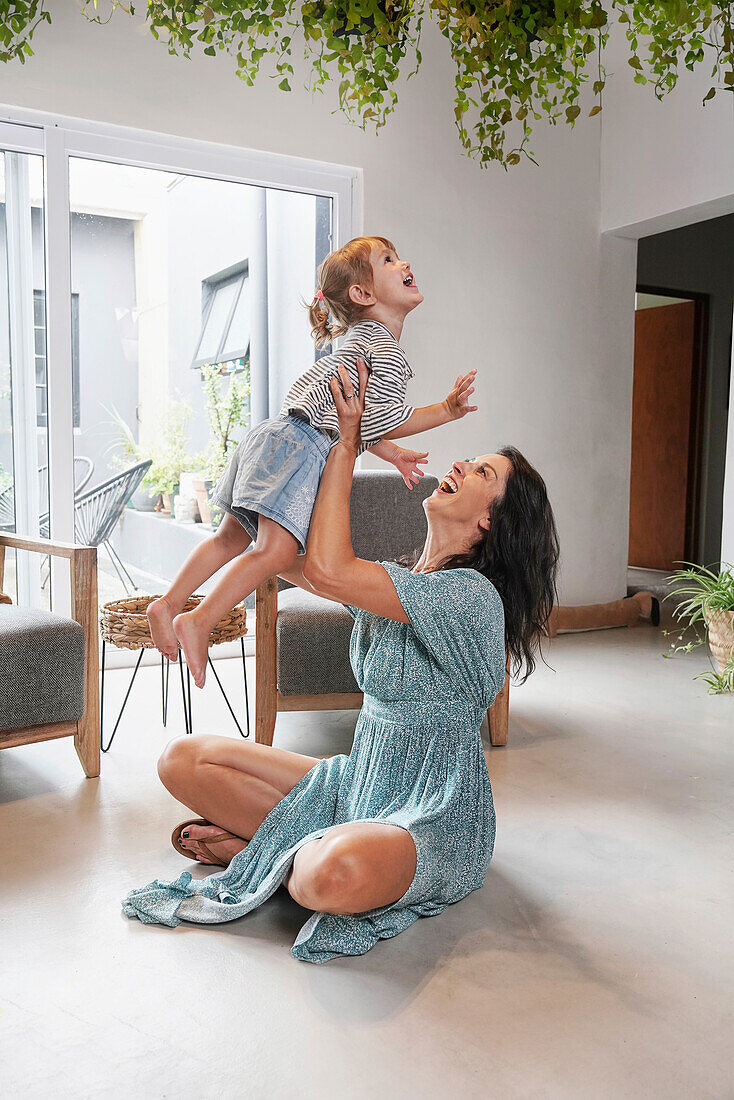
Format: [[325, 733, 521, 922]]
[[629, 288, 709, 571], [636, 214, 734, 569]]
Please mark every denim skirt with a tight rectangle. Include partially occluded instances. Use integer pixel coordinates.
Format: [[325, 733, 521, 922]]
[[210, 414, 332, 554]]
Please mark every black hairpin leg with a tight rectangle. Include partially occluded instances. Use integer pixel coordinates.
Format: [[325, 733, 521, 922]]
[[186, 665, 193, 735], [161, 654, 171, 726], [178, 656, 191, 737], [101, 642, 145, 753], [241, 636, 250, 736], [206, 638, 251, 739]]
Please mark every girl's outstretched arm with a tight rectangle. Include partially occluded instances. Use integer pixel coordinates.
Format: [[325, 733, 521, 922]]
[[304, 359, 409, 623], [367, 437, 429, 489], [381, 369, 478, 439]]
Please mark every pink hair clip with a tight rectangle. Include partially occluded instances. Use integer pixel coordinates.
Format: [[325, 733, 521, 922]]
[[314, 289, 324, 302]]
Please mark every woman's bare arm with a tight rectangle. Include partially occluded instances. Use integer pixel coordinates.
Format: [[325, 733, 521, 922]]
[[303, 359, 410, 623], [277, 557, 319, 593]]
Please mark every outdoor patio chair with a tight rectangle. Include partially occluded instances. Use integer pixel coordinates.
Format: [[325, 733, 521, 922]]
[[0, 456, 94, 533], [68, 460, 152, 594], [254, 469, 510, 749]]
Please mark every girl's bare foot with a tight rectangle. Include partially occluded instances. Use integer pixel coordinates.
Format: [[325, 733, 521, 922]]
[[173, 609, 210, 688], [147, 596, 180, 662], [179, 823, 248, 866]]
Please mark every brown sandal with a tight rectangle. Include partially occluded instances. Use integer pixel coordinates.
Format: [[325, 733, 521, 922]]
[[171, 818, 240, 866]]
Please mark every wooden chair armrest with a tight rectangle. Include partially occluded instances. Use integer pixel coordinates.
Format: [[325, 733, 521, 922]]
[[0, 531, 81, 559]]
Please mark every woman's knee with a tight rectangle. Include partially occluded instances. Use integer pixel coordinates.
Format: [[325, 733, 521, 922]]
[[157, 734, 219, 790], [288, 836, 364, 913]]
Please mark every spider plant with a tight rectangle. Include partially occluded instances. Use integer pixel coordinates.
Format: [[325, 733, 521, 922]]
[[663, 561, 734, 694]]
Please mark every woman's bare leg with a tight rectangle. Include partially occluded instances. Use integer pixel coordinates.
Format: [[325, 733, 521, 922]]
[[287, 822, 418, 914], [548, 590, 656, 636], [157, 734, 320, 864], [174, 517, 298, 688], [147, 514, 252, 661]]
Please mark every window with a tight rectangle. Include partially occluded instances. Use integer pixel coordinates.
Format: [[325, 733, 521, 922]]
[[192, 263, 250, 372], [35, 290, 80, 428]]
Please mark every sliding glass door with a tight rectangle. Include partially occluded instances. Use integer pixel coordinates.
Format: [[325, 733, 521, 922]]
[[0, 126, 49, 608], [68, 157, 332, 605], [0, 110, 355, 622]]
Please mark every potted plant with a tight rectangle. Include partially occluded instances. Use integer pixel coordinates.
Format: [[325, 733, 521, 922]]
[[192, 362, 251, 526], [663, 562, 734, 694], [107, 398, 195, 515], [146, 397, 195, 514]]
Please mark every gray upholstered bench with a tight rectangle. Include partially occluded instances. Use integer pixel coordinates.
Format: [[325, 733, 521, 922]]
[[0, 533, 100, 777], [254, 469, 510, 748]]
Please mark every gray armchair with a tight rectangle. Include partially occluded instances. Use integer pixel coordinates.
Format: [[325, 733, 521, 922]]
[[254, 470, 510, 748], [0, 532, 100, 777]]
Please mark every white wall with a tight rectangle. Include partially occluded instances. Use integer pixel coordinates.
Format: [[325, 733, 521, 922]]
[[601, 21, 734, 235], [599, 19, 734, 569], [0, 1, 646, 603]]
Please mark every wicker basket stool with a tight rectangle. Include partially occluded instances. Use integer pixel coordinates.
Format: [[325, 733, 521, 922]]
[[100, 594, 249, 751]]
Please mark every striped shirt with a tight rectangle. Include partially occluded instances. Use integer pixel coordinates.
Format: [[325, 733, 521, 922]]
[[280, 319, 414, 456]]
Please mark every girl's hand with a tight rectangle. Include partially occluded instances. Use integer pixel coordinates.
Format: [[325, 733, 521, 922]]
[[443, 370, 478, 420], [392, 446, 429, 490], [329, 356, 369, 452]]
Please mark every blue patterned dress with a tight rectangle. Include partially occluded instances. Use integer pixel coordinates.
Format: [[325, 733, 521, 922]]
[[122, 562, 507, 963]]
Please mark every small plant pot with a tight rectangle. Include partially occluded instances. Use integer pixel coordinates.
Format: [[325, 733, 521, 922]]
[[705, 609, 734, 673], [193, 478, 213, 525], [131, 486, 159, 512]]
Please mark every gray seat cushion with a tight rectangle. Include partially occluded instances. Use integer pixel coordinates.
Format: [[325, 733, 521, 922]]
[[274, 471, 438, 697], [277, 588, 358, 696], [0, 606, 85, 731]]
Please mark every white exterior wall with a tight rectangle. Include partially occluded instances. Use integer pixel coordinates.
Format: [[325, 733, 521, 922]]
[[0, 1, 697, 603]]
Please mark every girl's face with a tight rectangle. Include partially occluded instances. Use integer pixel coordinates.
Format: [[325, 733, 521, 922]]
[[358, 243, 424, 314]]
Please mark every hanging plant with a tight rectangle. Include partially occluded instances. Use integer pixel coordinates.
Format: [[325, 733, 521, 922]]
[[4, 1, 734, 169]]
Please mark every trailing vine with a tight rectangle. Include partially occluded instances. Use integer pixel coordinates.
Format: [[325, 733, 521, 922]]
[[3, 0, 733, 168]]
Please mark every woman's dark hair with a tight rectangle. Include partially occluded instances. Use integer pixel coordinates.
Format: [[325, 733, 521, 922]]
[[434, 446, 559, 684]]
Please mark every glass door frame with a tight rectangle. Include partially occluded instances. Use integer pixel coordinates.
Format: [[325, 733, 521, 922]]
[[0, 104, 360, 613]]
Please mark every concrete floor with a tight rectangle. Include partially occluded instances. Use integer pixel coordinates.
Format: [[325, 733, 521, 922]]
[[1, 619, 732, 1099]]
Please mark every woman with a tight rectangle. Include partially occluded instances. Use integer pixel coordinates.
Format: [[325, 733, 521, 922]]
[[123, 359, 559, 963]]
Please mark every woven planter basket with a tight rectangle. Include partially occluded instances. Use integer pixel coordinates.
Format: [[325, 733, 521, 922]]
[[100, 594, 247, 652], [705, 608, 734, 673]]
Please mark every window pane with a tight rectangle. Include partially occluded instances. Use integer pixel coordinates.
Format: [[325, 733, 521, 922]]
[[221, 276, 250, 361], [68, 157, 331, 617], [197, 279, 239, 362]]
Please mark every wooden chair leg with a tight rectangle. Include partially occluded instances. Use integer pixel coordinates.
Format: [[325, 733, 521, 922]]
[[255, 578, 278, 747], [72, 546, 100, 777], [487, 671, 510, 747], [74, 713, 100, 778]]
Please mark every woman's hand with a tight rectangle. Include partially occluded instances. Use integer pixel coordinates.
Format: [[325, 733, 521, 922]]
[[443, 369, 478, 420], [329, 356, 370, 451], [392, 445, 429, 490]]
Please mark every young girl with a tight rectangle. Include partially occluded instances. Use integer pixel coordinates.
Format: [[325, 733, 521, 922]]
[[147, 235, 478, 687]]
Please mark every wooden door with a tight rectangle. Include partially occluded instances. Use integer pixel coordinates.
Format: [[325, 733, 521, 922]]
[[629, 301, 696, 570]]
